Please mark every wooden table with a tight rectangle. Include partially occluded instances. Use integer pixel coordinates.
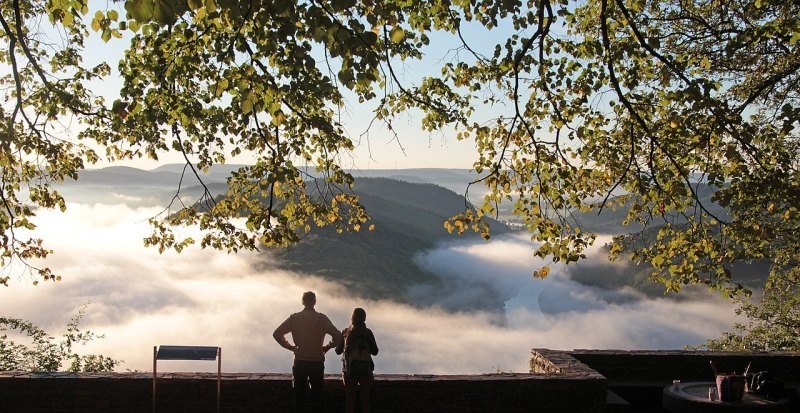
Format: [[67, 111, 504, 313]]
[[663, 382, 793, 413]]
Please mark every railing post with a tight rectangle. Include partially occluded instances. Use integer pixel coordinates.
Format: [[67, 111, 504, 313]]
[[217, 347, 221, 413], [152, 346, 157, 413]]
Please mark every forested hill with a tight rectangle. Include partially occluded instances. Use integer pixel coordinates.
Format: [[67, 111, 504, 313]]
[[272, 177, 510, 304]]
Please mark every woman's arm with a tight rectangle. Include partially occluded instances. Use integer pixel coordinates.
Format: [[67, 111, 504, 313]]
[[368, 329, 379, 355], [334, 329, 347, 355]]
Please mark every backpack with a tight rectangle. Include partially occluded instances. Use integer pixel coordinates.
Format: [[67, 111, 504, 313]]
[[343, 328, 372, 378]]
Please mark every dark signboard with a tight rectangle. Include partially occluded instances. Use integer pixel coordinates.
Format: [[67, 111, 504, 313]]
[[156, 345, 219, 361]]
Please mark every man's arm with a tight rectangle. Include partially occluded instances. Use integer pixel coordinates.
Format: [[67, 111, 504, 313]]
[[322, 316, 342, 353], [273, 316, 296, 352]]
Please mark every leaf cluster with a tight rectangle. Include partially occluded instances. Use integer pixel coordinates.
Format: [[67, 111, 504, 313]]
[[0, 303, 120, 372]]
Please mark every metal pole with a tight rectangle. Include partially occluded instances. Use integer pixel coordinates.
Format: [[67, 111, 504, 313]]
[[217, 347, 221, 413], [153, 346, 157, 413]]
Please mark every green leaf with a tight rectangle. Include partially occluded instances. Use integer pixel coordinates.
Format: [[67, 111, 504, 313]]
[[241, 93, 254, 115], [362, 31, 378, 46], [125, 0, 154, 22], [153, 0, 179, 25], [62, 10, 75, 26], [214, 78, 229, 96], [389, 27, 405, 44], [271, 111, 286, 126], [338, 69, 354, 85]]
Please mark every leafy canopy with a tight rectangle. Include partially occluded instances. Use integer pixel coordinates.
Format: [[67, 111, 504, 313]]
[[1, 0, 799, 349]]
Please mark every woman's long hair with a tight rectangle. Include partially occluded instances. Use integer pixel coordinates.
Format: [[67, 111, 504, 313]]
[[349, 307, 367, 335]]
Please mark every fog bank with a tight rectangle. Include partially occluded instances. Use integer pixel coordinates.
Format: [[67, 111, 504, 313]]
[[0, 203, 739, 373]]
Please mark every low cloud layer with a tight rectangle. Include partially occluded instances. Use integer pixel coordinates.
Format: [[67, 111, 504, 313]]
[[1, 203, 739, 374]]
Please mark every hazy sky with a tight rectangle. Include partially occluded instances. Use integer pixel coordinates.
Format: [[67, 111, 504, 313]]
[[67, 2, 524, 171], [0, 199, 739, 374]]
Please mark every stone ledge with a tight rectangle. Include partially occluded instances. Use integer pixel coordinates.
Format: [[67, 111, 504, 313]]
[[0, 371, 577, 381], [0, 368, 607, 413], [569, 349, 800, 383], [530, 348, 605, 380], [572, 349, 800, 357]]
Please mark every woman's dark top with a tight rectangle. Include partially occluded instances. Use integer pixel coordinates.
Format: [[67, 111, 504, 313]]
[[335, 322, 379, 371]]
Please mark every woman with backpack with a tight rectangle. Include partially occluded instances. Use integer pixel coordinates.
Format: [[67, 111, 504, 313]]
[[335, 307, 379, 413]]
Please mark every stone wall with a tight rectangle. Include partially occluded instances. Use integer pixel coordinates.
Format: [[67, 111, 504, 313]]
[[530, 348, 602, 377], [10, 349, 795, 412], [0, 370, 607, 413], [569, 349, 800, 411], [569, 349, 800, 383]]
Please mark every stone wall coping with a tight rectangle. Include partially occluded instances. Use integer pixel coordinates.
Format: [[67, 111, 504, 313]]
[[566, 348, 800, 383], [570, 349, 800, 357], [0, 371, 600, 382], [530, 349, 606, 380]]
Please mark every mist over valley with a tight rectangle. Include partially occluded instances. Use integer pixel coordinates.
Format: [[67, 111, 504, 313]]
[[0, 166, 744, 374]]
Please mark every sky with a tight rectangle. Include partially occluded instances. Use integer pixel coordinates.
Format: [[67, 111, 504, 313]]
[[0, 198, 740, 374], [66, 1, 524, 171]]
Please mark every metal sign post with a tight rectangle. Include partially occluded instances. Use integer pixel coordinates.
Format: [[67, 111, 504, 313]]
[[152, 345, 222, 413]]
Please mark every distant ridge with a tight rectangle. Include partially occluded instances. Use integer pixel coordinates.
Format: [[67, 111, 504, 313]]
[[69, 164, 485, 205]]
